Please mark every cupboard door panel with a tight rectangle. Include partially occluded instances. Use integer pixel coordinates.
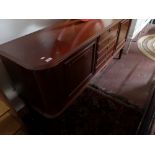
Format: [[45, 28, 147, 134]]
[[64, 43, 95, 96]]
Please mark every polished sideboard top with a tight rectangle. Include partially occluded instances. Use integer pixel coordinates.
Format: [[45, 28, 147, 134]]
[[0, 19, 120, 71]]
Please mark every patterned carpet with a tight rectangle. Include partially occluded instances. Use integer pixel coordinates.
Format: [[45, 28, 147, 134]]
[[138, 34, 155, 61]]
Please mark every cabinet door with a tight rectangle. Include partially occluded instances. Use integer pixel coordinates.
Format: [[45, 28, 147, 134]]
[[64, 42, 95, 96], [116, 20, 131, 50]]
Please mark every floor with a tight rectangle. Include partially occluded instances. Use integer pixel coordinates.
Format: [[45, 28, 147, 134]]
[[91, 24, 155, 110]]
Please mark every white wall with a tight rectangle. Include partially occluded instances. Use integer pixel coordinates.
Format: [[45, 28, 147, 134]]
[[0, 19, 64, 45], [132, 19, 151, 38], [130, 19, 151, 39], [123, 19, 151, 53]]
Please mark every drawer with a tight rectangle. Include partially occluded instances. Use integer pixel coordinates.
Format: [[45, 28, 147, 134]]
[[98, 32, 118, 51], [96, 37, 117, 67], [109, 24, 119, 37], [98, 37, 117, 55], [99, 23, 119, 42], [97, 44, 115, 65], [97, 46, 109, 61], [96, 48, 114, 70], [98, 37, 109, 51], [99, 30, 110, 42]]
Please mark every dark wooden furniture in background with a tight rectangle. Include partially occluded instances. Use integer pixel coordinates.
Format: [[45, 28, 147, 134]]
[[0, 19, 131, 118]]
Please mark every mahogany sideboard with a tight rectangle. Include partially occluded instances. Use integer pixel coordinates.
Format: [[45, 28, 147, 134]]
[[0, 19, 131, 118]]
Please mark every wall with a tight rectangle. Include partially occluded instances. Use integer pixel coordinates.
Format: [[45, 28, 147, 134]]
[[123, 19, 151, 53], [132, 19, 151, 39], [0, 19, 63, 44]]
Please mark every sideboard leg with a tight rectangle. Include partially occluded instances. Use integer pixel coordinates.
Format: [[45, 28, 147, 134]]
[[114, 49, 123, 59]]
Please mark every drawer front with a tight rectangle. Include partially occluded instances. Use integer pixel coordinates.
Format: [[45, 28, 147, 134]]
[[97, 43, 115, 65], [98, 37, 110, 51], [98, 24, 119, 51], [99, 30, 110, 42], [109, 23, 119, 37], [96, 48, 114, 70], [96, 37, 117, 70], [98, 37, 117, 55]]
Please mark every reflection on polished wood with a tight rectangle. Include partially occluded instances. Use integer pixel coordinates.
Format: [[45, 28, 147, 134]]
[[0, 19, 119, 70]]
